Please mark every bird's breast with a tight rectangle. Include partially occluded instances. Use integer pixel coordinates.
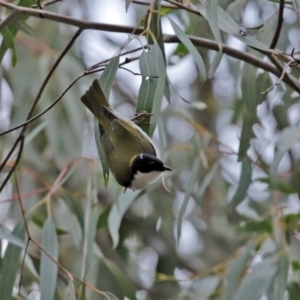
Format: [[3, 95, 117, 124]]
[[130, 171, 162, 191]]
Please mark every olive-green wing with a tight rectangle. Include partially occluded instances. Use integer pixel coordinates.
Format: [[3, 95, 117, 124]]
[[111, 119, 156, 156]]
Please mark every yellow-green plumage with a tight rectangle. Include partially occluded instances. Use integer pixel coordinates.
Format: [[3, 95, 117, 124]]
[[81, 79, 156, 187]]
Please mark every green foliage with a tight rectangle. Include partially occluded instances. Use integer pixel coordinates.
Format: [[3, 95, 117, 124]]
[[0, 1, 300, 299]]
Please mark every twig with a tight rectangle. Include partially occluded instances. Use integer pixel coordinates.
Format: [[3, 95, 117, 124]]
[[164, 0, 203, 17], [0, 28, 82, 193], [86, 45, 149, 71], [269, 0, 284, 49], [32, 0, 62, 9], [0, 73, 86, 136], [260, 60, 294, 95], [0, 9, 20, 31], [0, 136, 24, 193]]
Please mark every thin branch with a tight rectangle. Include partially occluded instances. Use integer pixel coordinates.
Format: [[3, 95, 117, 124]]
[[164, 0, 203, 16], [2, 1, 296, 90], [32, 0, 62, 9], [0, 73, 86, 136], [269, 0, 284, 49], [23, 28, 82, 126], [0, 28, 82, 192], [0, 9, 20, 31], [0, 136, 24, 193], [86, 45, 149, 71]]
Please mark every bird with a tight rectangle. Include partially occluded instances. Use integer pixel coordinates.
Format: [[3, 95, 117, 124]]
[[81, 79, 172, 191]]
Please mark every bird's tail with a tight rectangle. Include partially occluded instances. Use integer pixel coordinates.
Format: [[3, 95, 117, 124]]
[[81, 79, 110, 121]]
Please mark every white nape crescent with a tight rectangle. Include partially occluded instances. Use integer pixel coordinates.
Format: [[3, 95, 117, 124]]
[[130, 171, 162, 191]]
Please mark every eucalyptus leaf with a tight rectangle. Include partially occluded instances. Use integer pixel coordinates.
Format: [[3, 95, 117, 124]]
[[177, 156, 201, 241], [94, 55, 120, 187], [229, 157, 252, 209], [0, 221, 26, 300], [40, 219, 58, 300], [197, 2, 275, 52], [168, 17, 206, 87], [206, 0, 223, 77], [232, 259, 278, 300], [108, 190, 138, 248], [64, 280, 76, 300]]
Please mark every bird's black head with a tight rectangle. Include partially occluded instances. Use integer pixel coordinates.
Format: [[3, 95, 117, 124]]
[[131, 154, 172, 174]]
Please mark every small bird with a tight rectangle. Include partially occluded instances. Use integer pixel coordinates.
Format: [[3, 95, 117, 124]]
[[81, 79, 172, 191]]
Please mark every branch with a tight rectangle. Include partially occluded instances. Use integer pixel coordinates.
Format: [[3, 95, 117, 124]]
[[0, 28, 82, 193], [1, 0, 298, 92], [0, 9, 20, 31], [269, 0, 284, 49]]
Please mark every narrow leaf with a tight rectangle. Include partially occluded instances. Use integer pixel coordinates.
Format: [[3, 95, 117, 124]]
[[108, 190, 138, 248], [0, 221, 26, 300], [229, 157, 252, 208], [232, 259, 278, 300], [206, 0, 223, 77], [81, 208, 98, 279], [1, 27, 17, 65], [136, 46, 160, 135], [226, 242, 255, 299], [64, 280, 76, 300], [197, 3, 275, 52], [168, 17, 206, 87], [40, 219, 58, 300], [0, 225, 25, 248], [95, 56, 120, 187], [177, 157, 201, 241], [103, 258, 137, 300], [125, 0, 133, 12]]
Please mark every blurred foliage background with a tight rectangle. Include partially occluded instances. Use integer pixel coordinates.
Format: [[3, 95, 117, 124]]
[[1, 0, 300, 299]]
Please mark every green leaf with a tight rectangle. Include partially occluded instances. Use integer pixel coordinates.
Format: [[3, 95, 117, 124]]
[[40, 219, 58, 300], [238, 113, 255, 160], [97, 206, 111, 230], [226, 242, 255, 299], [149, 42, 166, 136], [63, 193, 84, 231], [177, 156, 201, 241], [125, 0, 133, 12], [31, 215, 69, 235], [1, 27, 17, 66], [136, 42, 166, 135], [103, 258, 137, 300], [0, 221, 26, 300], [64, 280, 76, 300], [288, 282, 300, 300], [229, 157, 252, 209], [232, 259, 278, 300], [197, 3, 275, 52], [95, 56, 120, 188], [81, 208, 98, 280], [108, 190, 138, 248], [197, 161, 219, 205], [291, 260, 300, 271], [193, 276, 220, 297], [168, 17, 206, 87], [0, 225, 25, 248], [272, 254, 289, 300], [255, 72, 272, 104], [239, 218, 272, 234], [206, 0, 223, 77]]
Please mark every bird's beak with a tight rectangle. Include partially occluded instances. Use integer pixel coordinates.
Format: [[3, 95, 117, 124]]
[[162, 165, 172, 171]]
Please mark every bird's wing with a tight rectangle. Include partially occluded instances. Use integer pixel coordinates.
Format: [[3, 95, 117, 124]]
[[111, 118, 156, 156]]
